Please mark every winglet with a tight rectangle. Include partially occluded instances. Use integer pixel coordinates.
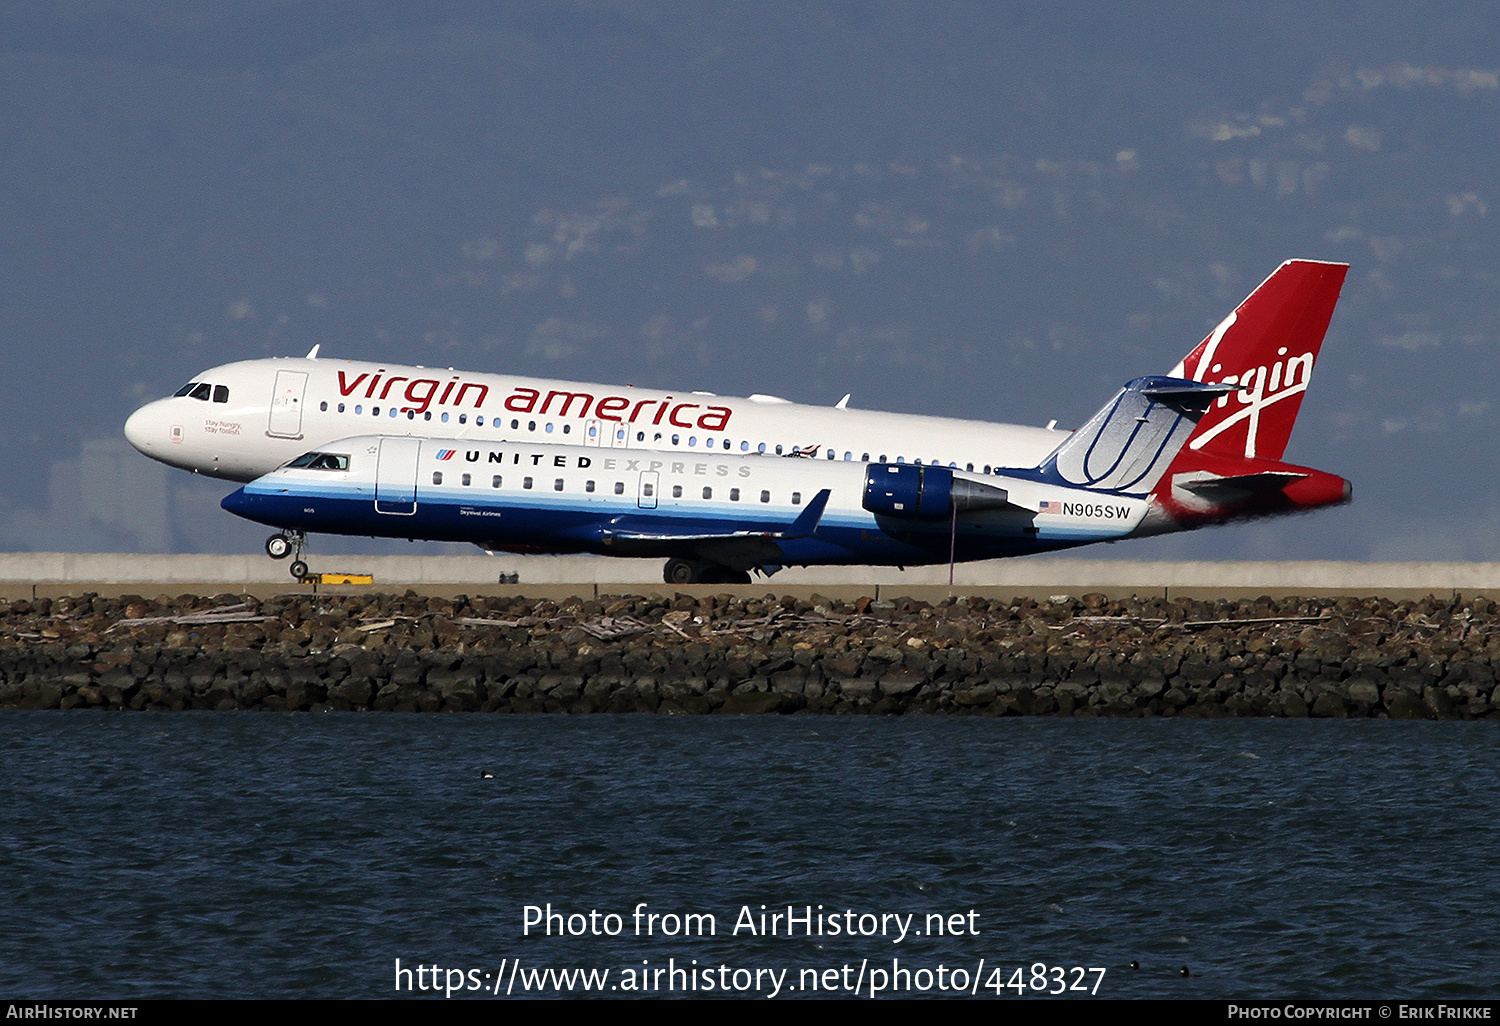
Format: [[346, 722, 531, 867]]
[[786, 488, 831, 536]]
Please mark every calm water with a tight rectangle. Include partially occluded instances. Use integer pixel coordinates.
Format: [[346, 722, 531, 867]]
[[1, 714, 1495, 1000]]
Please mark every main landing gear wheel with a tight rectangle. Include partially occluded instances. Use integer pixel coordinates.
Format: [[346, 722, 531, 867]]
[[664, 558, 697, 584], [265, 534, 292, 560], [663, 558, 753, 585]]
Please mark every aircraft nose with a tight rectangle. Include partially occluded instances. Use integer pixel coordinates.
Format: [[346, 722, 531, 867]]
[[123, 402, 159, 455], [220, 487, 252, 517]]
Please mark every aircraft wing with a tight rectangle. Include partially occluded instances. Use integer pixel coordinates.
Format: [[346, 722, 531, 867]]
[[590, 489, 831, 568]]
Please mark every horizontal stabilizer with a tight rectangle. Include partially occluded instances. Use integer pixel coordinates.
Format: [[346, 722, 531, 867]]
[[1179, 471, 1308, 502], [1139, 380, 1235, 410]]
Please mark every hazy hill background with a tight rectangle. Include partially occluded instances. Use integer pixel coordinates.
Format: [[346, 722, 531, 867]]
[[1, 1, 1496, 561]]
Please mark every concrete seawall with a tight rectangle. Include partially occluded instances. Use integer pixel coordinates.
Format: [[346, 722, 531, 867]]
[[2, 552, 1500, 602]]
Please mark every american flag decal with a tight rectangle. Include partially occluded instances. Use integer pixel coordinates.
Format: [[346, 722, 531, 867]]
[[1038, 500, 1062, 514]]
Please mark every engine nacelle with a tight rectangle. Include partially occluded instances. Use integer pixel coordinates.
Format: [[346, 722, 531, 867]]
[[862, 464, 1014, 519]]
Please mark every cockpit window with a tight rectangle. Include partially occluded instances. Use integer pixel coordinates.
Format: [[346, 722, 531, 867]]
[[286, 452, 350, 471], [188, 383, 212, 401], [173, 382, 200, 397], [212, 385, 229, 403]]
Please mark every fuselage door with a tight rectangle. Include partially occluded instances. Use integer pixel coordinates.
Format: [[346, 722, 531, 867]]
[[267, 371, 308, 438], [610, 424, 630, 448], [375, 437, 421, 515], [584, 419, 602, 447], [637, 470, 659, 509]]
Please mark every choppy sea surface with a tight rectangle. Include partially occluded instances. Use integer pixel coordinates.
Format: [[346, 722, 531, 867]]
[[1, 714, 1495, 1000]]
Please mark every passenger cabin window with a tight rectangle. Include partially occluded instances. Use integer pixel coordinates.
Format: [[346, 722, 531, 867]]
[[792, 492, 802, 505], [585, 480, 595, 493], [432, 471, 443, 485], [729, 488, 740, 501], [614, 481, 625, 495], [553, 478, 564, 491], [287, 452, 350, 471], [760, 490, 770, 503], [523, 477, 533, 489], [461, 473, 471, 486], [492, 475, 502, 488], [672, 485, 683, 498], [702, 487, 712, 500]]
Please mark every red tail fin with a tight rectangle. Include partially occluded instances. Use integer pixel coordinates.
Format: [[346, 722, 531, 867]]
[[1168, 259, 1347, 460]]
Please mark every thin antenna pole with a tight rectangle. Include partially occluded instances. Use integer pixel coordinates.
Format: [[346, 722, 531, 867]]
[[948, 500, 958, 588]]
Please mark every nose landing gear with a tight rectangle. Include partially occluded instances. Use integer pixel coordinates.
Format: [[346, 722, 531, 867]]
[[265, 532, 311, 580]]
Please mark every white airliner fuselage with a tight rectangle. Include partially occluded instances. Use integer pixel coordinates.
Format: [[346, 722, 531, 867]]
[[124, 356, 1066, 485]]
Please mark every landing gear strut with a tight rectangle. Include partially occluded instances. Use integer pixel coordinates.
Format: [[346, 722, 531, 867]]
[[265, 532, 310, 580], [663, 558, 752, 585]]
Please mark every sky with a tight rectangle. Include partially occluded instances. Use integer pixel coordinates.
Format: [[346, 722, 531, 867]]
[[1, 1, 1497, 562]]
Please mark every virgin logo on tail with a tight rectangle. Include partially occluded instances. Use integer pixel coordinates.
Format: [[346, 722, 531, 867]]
[[1167, 259, 1346, 463], [1185, 314, 1315, 459]]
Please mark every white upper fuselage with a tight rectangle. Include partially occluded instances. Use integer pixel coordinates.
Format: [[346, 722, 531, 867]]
[[124, 356, 1069, 483]]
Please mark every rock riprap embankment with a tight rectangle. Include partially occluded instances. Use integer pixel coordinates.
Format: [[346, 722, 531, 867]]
[[0, 591, 1496, 717]]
